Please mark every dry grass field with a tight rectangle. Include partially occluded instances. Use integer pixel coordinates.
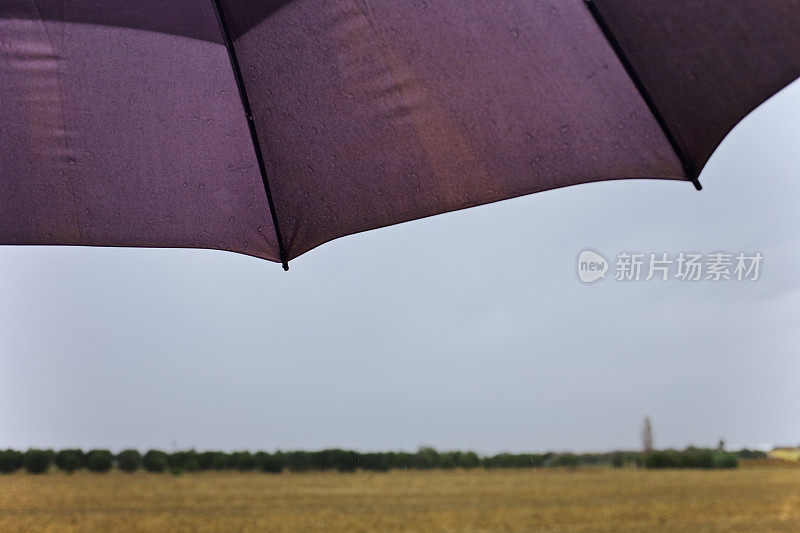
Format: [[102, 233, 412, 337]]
[[0, 466, 798, 532]]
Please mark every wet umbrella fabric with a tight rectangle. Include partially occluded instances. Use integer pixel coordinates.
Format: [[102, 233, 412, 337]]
[[2, 1, 799, 268]]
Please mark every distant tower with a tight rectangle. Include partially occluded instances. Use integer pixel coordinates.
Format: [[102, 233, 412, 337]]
[[642, 417, 654, 453]]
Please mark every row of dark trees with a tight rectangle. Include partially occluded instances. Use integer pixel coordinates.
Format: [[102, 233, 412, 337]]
[[0, 446, 756, 475], [642, 448, 740, 469]]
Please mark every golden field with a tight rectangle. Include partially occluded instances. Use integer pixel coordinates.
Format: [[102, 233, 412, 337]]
[[0, 466, 799, 532]]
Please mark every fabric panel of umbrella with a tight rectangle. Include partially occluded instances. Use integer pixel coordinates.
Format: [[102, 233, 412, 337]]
[[2, 1, 798, 268]]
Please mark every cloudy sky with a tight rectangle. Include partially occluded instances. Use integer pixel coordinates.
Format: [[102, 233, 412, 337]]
[[1, 80, 798, 455]]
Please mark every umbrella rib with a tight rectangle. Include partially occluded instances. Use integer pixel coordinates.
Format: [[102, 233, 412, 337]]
[[211, 0, 290, 270], [584, 0, 702, 191]]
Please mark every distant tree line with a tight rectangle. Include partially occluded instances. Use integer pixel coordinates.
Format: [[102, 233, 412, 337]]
[[641, 447, 740, 469], [0, 446, 758, 475]]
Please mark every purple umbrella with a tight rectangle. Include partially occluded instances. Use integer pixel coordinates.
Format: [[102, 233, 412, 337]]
[[2, 1, 799, 269]]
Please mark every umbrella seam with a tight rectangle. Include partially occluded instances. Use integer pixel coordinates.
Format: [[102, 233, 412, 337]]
[[584, 0, 702, 191], [210, 0, 290, 269]]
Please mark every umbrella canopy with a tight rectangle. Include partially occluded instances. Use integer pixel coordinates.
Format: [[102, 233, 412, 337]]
[[2, 1, 799, 269]]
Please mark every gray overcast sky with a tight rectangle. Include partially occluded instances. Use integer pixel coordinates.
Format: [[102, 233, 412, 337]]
[[1, 81, 799, 455]]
